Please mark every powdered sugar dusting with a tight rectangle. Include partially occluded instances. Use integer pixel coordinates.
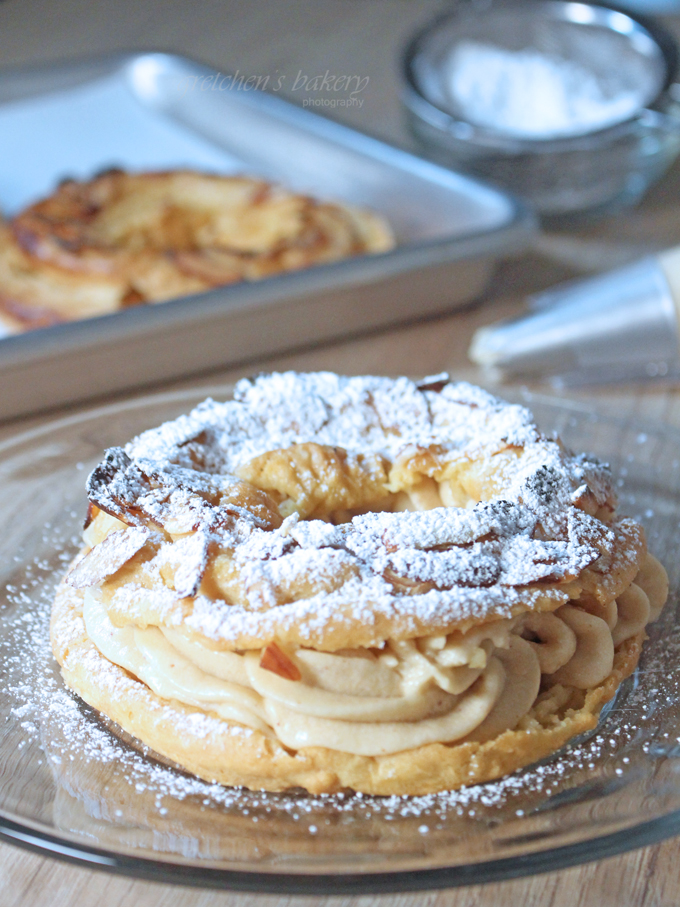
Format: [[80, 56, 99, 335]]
[[84, 373, 623, 647], [126, 373, 542, 471]]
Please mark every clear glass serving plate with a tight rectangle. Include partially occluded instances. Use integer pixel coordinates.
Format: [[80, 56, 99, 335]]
[[0, 386, 679, 894]]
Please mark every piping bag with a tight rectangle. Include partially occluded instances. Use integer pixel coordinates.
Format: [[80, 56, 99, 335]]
[[469, 246, 680, 385]]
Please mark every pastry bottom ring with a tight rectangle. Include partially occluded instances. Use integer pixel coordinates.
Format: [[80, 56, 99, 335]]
[[51, 578, 650, 796]]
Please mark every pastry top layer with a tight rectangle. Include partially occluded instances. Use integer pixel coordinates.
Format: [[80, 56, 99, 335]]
[[72, 373, 644, 651]]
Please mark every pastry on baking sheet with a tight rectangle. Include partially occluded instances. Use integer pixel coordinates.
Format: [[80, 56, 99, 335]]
[[0, 222, 125, 332], [51, 373, 668, 795], [3, 171, 394, 331]]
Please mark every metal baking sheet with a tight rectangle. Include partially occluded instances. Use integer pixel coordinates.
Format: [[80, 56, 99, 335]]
[[0, 52, 534, 421]]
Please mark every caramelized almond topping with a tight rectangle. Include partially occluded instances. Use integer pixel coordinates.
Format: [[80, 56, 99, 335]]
[[382, 567, 436, 596], [259, 643, 301, 681], [416, 377, 448, 393], [83, 501, 100, 529]]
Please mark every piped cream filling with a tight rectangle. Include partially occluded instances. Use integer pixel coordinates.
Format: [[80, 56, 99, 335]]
[[83, 590, 513, 755], [82, 554, 661, 756]]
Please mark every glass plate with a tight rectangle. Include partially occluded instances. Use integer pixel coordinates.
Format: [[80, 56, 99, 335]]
[[0, 386, 679, 895]]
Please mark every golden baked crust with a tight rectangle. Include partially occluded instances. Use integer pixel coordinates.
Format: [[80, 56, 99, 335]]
[[51, 578, 645, 796], [0, 223, 124, 329], [50, 373, 668, 795], [6, 170, 393, 329]]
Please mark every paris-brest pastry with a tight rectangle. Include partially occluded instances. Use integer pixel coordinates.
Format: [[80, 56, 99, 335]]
[[51, 373, 668, 795], [0, 171, 393, 331]]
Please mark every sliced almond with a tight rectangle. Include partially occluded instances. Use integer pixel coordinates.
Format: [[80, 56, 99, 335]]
[[259, 644, 301, 681], [66, 525, 151, 588]]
